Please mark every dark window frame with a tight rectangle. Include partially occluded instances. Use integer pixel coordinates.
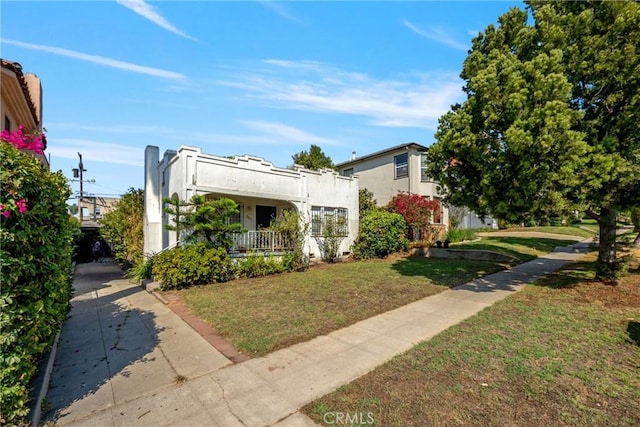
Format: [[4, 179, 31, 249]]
[[311, 206, 348, 237], [394, 153, 408, 179]]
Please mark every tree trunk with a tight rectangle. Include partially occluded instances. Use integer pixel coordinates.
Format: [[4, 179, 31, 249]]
[[595, 207, 617, 280]]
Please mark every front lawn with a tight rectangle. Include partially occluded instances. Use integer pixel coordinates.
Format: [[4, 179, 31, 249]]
[[176, 257, 508, 356], [303, 253, 640, 426], [516, 225, 596, 238], [452, 235, 582, 262]]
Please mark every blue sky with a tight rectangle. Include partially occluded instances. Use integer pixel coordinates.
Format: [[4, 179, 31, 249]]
[[1, 0, 523, 199]]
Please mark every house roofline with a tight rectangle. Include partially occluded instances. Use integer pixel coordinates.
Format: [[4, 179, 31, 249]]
[[335, 142, 428, 168], [1, 59, 40, 127]]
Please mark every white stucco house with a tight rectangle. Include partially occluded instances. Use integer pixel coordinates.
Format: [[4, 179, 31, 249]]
[[143, 145, 359, 260]]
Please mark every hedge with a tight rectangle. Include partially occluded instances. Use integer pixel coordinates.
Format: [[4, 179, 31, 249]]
[[0, 142, 75, 425]]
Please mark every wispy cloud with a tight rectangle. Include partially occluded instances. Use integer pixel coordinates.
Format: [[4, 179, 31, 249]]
[[48, 121, 335, 150], [1, 38, 187, 81], [241, 121, 339, 146], [403, 20, 468, 51], [258, 1, 300, 22], [116, 0, 196, 41], [49, 139, 144, 167], [47, 122, 174, 135], [218, 60, 463, 129]]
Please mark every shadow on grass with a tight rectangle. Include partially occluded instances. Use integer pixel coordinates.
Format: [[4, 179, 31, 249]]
[[530, 260, 596, 290], [391, 257, 507, 288], [454, 236, 581, 261], [627, 321, 640, 346]]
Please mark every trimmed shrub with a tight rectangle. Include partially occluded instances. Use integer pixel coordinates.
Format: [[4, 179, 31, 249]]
[[152, 243, 233, 289], [352, 210, 409, 259], [235, 253, 287, 278], [1, 142, 75, 425]]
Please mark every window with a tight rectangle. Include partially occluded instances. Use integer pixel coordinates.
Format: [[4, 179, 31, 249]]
[[394, 153, 408, 179], [226, 204, 242, 226], [341, 168, 354, 177], [420, 153, 430, 182], [311, 206, 348, 237]]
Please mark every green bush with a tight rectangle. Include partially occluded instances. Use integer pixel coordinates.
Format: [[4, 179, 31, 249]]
[[445, 228, 477, 243], [125, 257, 154, 283], [0, 143, 75, 425], [99, 188, 144, 266], [352, 211, 409, 259], [152, 243, 233, 289], [235, 253, 287, 278]]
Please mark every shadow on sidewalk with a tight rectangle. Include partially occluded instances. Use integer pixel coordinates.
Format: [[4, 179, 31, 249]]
[[42, 263, 163, 423]]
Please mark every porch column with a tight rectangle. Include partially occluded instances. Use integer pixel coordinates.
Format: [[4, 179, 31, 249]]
[[144, 146, 162, 257]]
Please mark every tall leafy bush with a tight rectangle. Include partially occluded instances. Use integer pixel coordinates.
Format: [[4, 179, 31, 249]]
[[99, 187, 144, 265], [268, 210, 309, 271], [0, 142, 75, 424], [387, 192, 441, 241], [352, 210, 409, 259]]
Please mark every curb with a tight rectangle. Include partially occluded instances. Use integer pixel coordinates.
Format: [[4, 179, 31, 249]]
[[139, 279, 169, 305], [28, 330, 60, 426], [28, 263, 75, 426]]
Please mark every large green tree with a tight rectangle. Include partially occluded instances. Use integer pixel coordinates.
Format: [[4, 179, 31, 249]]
[[100, 188, 144, 264], [427, 1, 640, 279], [292, 144, 334, 170]]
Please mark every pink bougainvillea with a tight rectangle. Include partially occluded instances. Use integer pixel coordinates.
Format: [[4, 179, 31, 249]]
[[1, 125, 37, 219], [16, 198, 27, 213], [0, 124, 44, 155], [0, 198, 28, 218]]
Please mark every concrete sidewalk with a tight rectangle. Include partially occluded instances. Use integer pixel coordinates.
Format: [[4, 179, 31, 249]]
[[43, 241, 590, 426]]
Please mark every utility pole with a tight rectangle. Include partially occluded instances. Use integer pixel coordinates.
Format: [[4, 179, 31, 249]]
[[72, 153, 87, 222]]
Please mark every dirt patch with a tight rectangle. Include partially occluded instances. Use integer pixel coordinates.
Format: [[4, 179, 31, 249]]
[[564, 276, 640, 309]]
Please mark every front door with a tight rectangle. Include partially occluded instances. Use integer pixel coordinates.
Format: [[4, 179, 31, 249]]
[[256, 205, 277, 229]]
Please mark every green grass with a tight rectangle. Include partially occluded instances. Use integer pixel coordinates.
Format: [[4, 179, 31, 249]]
[[452, 236, 581, 262], [490, 225, 596, 238], [303, 254, 640, 426], [525, 225, 596, 238], [178, 257, 508, 356]]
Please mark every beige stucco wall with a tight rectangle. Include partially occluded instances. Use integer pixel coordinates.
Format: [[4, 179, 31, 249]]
[[339, 146, 448, 226]]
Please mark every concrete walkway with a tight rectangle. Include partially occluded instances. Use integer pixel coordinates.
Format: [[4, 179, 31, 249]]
[[43, 240, 591, 426]]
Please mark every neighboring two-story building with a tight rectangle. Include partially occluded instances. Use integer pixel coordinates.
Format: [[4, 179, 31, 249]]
[[336, 143, 448, 228], [336, 143, 496, 232], [144, 145, 359, 260], [0, 58, 48, 167]]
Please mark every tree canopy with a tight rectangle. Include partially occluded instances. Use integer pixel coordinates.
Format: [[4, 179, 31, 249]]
[[427, 1, 640, 279], [100, 188, 144, 264], [292, 144, 334, 170]]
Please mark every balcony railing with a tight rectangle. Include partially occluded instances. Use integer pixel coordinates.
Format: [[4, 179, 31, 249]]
[[229, 230, 291, 253]]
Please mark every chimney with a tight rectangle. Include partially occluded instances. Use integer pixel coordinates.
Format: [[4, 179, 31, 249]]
[[25, 73, 43, 127], [351, 151, 356, 160]]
